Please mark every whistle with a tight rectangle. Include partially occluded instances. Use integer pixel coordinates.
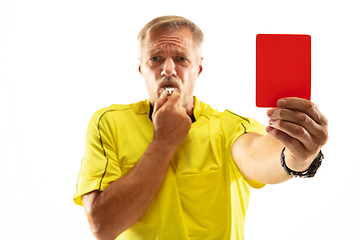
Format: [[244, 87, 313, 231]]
[[165, 87, 174, 96]]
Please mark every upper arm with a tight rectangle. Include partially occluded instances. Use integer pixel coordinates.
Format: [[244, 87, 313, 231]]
[[73, 109, 122, 206], [231, 132, 265, 181]]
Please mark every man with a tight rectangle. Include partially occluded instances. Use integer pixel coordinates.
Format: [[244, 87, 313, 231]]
[[74, 16, 328, 240]]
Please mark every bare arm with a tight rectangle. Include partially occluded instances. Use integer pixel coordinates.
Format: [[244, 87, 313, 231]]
[[232, 98, 329, 184], [82, 93, 191, 240], [232, 132, 292, 184]]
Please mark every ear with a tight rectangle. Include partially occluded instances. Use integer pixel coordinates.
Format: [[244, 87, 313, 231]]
[[197, 57, 204, 78], [138, 58, 142, 76]]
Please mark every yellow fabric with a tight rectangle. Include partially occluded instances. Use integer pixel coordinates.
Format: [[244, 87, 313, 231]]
[[74, 97, 266, 239]]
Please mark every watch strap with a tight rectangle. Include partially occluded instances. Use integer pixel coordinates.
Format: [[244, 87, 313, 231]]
[[281, 147, 324, 178]]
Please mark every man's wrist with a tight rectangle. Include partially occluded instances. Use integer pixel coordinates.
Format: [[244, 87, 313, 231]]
[[281, 147, 324, 178], [282, 148, 312, 172], [149, 139, 177, 159]]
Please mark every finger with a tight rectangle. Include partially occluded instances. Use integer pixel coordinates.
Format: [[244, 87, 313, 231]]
[[166, 92, 182, 106], [153, 91, 168, 114], [268, 119, 316, 152], [266, 126, 310, 160], [267, 108, 322, 138], [276, 98, 328, 126]]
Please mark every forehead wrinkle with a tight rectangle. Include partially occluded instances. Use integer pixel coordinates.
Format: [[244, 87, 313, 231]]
[[148, 43, 190, 57], [153, 37, 183, 45], [153, 41, 186, 51], [144, 31, 196, 60], [152, 35, 193, 49]]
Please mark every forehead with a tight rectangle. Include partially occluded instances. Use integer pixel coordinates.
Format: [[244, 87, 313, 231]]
[[144, 27, 196, 54]]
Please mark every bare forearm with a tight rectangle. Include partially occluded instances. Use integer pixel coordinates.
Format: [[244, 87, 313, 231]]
[[87, 141, 174, 239], [239, 134, 292, 184]]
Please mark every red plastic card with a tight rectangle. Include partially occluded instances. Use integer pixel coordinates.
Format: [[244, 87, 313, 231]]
[[256, 34, 311, 107]]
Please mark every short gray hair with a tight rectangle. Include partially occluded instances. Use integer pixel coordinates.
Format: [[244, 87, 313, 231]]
[[137, 15, 204, 62]]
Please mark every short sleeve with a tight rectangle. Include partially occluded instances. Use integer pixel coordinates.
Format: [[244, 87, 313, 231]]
[[222, 110, 267, 189], [73, 109, 122, 206]]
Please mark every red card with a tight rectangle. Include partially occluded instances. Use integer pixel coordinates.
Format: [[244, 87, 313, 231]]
[[256, 34, 311, 107]]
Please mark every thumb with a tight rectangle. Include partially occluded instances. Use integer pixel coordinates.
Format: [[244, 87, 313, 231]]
[[166, 92, 182, 106]]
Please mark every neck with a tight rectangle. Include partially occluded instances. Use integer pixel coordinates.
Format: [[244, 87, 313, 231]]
[[184, 97, 195, 116]]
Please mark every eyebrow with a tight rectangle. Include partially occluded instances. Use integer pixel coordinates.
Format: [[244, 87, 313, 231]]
[[149, 49, 163, 56]]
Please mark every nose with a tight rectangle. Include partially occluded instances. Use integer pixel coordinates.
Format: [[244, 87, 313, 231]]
[[161, 57, 176, 77]]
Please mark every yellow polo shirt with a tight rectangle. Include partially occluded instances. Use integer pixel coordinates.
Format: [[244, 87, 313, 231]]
[[74, 97, 266, 239]]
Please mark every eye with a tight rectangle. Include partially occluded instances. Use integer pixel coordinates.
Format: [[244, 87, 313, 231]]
[[178, 56, 187, 62], [148, 56, 162, 66], [176, 56, 190, 66], [150, 56, 160, 62]]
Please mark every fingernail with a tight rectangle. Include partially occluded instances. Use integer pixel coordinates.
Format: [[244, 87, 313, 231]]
[[267, 109, 275, 117], [277, 99, 286, 107], [269, 119, 275, 125], [266, 125, 274, 132]]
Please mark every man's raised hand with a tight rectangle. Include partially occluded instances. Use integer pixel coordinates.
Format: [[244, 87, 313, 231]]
[[152, 92, 192, 152], [266, 97, 329, 172]]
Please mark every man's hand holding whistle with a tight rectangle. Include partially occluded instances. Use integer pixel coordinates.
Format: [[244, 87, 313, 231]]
[[152, 90, 192, 152]]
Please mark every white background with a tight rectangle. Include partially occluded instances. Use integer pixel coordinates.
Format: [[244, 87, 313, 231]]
[[1, 0, 359, 239]]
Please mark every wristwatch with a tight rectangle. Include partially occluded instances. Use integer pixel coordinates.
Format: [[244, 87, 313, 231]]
[[281, 147, 324, 178]]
